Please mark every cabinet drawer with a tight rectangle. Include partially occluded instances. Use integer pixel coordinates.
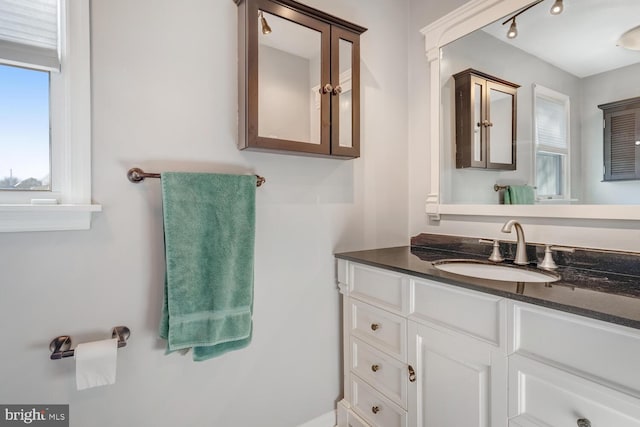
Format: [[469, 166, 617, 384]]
[[511, 302, 640, 395], [351, 337, 407, 409], [350, 299, 407, 361], [347, 410, 371, 427], [350, 263, 409, 314], [351, 375, 407, 427], [411, 278, 505, 347], [509, 354, 640, 427]]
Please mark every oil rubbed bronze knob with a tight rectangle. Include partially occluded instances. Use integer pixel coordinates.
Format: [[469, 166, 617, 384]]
[[577, 419, 591, 427], [320, 83, 333, 94], [372, 406, 380, 415], [370, 323, 380, 331], [371, 364, 380, 372]]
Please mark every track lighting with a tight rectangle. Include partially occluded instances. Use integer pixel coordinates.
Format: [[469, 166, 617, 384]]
[[550, 0, 563, 15], [507, 18, 518, 39], [502, 0, 565, 39], [259, 11, 272, 35]]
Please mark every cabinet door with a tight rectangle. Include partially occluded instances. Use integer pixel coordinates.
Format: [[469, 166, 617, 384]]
[[486, 82, 517, 170], [330, 27, 360, 157], [408, 322, 507, 427], [246, 0, 331, 155], [603, 107, 640, 181]]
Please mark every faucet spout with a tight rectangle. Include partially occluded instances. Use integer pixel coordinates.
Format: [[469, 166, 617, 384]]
[[501, 219, 529, 265]]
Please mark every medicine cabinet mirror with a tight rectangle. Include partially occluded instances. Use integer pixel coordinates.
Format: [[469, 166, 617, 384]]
[[236, 0, 366, 158], [422, 0, 640, 220]]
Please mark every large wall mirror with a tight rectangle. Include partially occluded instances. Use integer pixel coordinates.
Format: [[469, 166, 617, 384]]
[[422, 0, 640, 220]]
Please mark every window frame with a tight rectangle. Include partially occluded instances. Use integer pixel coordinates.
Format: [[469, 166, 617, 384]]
[[533, 84, 571, 201], [0, 0, 101, 232]]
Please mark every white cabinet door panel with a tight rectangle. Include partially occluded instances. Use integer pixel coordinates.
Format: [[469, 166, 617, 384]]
[[408, 322, 507, 427]]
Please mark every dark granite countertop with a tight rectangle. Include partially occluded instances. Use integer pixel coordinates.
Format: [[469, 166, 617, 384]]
[[335, 240, 640, 330]]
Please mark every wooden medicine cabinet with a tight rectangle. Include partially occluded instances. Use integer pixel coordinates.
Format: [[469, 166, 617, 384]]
[[236, 0, 366, 158], [599, 97, 640, 181], [453, 69, 519, 170]]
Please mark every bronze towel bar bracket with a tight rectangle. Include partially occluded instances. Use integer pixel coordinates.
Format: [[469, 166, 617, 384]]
[[49, 326, 130, 360], [127, 167, 266, 187], [494, 184, 537, 192]]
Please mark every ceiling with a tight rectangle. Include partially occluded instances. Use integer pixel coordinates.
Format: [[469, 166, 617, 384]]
[[482, 0, 640, 78]]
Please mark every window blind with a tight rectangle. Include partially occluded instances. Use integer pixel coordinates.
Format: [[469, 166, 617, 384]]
[[535, 95, 567, 150], [0, 0, 59, 71]]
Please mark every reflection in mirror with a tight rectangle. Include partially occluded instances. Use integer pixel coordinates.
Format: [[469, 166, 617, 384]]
[[440, 0, 640, 205], [489, 88, 513, 165], [258, 11, 321, 144], [338, 39, 353, 148]]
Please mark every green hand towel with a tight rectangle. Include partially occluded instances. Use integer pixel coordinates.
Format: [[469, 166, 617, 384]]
[[505, 185, 535, 205], [159, 172, 256, 361]]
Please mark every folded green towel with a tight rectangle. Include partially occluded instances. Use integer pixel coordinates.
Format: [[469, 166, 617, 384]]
[[159, 172, 256, 361], [504, 185, 535, 205]]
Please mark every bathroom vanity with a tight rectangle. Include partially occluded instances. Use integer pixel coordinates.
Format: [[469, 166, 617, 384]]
[[335, 238, 640, 427]]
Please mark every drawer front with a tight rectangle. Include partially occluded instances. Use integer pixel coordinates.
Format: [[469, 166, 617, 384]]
[[350, 299, 407, 361], [509, 354, 640, 427], [350, 263, 409, 314], [512, 302, 640, 395], [411, 278, 505, 347], [351, 375, 407, 427], [347, 410, 371, 427], [351, 337, 407, 409]]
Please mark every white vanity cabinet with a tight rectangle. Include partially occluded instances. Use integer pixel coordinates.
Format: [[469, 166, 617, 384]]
[[337, 260, 507, 427], [336, 258, 640, 427], [508, 302, 640, 427]]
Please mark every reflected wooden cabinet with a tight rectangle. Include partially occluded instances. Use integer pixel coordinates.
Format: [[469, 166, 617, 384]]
[[453, 69, 519, 170], [599, 97, 640, 181], [236, 0, 366, 158]]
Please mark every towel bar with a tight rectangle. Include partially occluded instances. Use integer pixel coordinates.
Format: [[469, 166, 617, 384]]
[[494, 184, 537, 192], [49, 326, 130, 360], [127, 167, 266, 187]]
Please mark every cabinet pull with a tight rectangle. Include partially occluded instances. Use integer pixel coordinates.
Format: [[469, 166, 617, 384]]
[[371, 406, 380, 415], [408, 365, 416, 382], [577, 419, 591, 427], [370, 323, 380, 331], [320, 83, 333, 94], [371, 364, 380, 372], [332, 85, 343, 95]]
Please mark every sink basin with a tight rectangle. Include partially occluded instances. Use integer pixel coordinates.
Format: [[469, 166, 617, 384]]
[[432, 259, 560, 283]]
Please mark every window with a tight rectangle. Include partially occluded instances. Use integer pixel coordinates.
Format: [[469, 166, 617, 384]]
[[533, 85, 570, 200], [0, 0, 100, 232]]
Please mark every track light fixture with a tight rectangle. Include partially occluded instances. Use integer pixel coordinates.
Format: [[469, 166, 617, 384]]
[[507, 18, 518, 39], [259, 10, 272, 35], [550, 0, 564, 15], [501, 0, 564, 39]]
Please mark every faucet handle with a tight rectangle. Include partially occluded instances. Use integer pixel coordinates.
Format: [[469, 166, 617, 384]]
[[479, 239, 504, 262], [538, 245, 575, 270]]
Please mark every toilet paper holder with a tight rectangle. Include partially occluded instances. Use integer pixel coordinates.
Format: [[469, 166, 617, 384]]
[[49, 326, 131, 360]]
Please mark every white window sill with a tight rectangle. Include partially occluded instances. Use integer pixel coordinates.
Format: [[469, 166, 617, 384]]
[[0, 204, 102, 232]]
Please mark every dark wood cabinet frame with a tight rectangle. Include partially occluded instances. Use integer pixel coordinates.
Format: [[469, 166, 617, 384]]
[[453, 68, 519, 170], [236, 0, 366, 158], [599, 97, 640, 182]]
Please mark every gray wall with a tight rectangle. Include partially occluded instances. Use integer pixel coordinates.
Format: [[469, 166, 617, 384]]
[[0, 1, 409, 426], [580, 62, 640, 204]]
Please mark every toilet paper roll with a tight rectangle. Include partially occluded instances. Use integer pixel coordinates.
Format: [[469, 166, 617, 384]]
[[74, 338, 118, 391]]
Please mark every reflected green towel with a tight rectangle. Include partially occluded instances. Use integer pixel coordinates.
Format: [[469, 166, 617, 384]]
[[504, 185, 535, 205], [159, 172, 256, 361]]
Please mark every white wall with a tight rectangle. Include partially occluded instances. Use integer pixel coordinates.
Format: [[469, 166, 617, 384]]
[[0, 1, 408, 426], [408, 0, 640, 252]]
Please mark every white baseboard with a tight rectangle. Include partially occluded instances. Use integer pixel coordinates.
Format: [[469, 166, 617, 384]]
[[297, 410, 337, 427]]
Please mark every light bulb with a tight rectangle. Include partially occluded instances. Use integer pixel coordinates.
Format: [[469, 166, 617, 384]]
[[550, 0, 563, 15], [507, 19, 518, 39]]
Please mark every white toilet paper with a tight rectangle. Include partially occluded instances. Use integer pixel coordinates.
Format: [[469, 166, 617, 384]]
[[74, 338, 118, 391]]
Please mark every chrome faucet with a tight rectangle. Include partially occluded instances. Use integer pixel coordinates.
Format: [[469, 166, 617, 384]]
[[501, 220, 529, 265]]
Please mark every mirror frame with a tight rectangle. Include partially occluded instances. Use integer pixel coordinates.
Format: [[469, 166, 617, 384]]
[[420, 0, 640, 221]]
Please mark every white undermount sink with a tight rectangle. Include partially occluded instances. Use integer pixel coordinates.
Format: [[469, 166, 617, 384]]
[[432, 259, 560, 283]]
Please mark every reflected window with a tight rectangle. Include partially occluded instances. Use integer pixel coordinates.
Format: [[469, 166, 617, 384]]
[[534, 85, 570, 199]]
